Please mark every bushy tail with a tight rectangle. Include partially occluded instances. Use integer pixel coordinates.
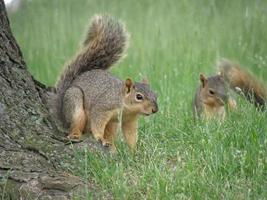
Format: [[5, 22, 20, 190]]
[[52, 15, 129, 124], [217, 58, 267, 109]]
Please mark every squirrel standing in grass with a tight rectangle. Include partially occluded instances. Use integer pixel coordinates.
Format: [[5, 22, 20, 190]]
[[194, 58, 267, 120], [51, 15, 158, 150], [193, 73, 232, 120]]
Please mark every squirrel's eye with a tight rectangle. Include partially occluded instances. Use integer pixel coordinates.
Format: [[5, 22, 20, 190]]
[[209, 90, 215, 95], [136, 93, 144, 101]]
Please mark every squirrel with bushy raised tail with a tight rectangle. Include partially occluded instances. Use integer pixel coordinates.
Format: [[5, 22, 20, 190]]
[[50, 15, 158, 150], [194, 58, 267, 120]]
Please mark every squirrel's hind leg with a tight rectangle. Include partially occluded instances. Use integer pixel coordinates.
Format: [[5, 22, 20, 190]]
[[63, 87, 86, 140]]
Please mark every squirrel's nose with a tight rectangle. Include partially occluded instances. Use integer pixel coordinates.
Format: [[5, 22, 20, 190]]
[[219, 93, 228, 103], [152, 104, 158, 113]]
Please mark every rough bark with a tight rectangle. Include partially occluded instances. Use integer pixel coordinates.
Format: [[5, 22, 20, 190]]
[[0, 1, 104, 199]]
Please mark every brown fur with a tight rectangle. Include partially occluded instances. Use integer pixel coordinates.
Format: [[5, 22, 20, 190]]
[[122, 112, 138, 149], [54, 15, 129, 123], [193, 74, 229, 120], [218, 58, 267, 109], [50, 15, 158, 150]]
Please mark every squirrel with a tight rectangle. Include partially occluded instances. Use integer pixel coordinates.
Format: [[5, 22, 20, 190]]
[[193, 62, 240, 120], [51, 15, 158, 150], [193, 73, 232, 120], [193, 58, 267, 120], [217, 58, 267, 110]]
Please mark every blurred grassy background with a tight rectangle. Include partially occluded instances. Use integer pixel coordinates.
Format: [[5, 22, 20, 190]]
[[7, 0, 267, 199]]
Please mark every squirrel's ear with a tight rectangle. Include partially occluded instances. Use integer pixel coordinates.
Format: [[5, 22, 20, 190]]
[[125, 78, 133, 93], [200, 74, 207, 87], [142, 78, 149, 84]]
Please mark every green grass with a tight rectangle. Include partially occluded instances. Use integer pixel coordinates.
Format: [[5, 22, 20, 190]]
[[8, 0, 267, 199]]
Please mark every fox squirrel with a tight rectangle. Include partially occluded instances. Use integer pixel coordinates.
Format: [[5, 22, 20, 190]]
[[193, 73, 231, 120], [194, 58, 267, 120], [218, 58, 267, 110], [51, 15, 158, 150]]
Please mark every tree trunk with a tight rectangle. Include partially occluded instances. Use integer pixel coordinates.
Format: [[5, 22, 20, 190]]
[[0, 1, 102, 199]]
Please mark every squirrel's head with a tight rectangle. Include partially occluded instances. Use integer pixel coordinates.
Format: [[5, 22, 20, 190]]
[[199, 74, 228, 107], [123, 78, 158, 116]]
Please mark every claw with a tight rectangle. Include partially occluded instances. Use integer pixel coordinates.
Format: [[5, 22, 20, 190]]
[[67, 132, 81, 140], [102, 141, 112, 147], [96, 137, 113, 148]]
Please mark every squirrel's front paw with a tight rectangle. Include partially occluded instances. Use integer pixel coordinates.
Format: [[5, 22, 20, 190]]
[[102, 141, 112, 147], [67, 132, 82, 140], [97, 138, 112, 147], [228, 98, 237, 109]]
